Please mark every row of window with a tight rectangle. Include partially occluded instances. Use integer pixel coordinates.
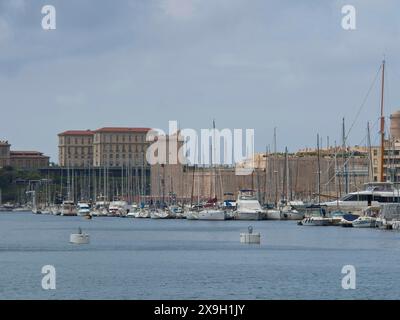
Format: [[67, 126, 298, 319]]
[[94, 134, 146, 143], [343, 194, 400, 202], [97, 144, 147, 152], [63, 137, 93, 145]]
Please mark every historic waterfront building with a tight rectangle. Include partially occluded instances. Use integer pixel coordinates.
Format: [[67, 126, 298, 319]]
[[58, 127, 152, 168], [9, 151, 50, 169], [58, 130, 94, 167], [370, 110, 400, 183], [0, 141, 11, 168], [93, 127, 151, 167], [0, 140, 49, 169]]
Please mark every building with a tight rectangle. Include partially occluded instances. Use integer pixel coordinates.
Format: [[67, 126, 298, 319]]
[[0, 140, 49, 169], [0, 141, 11, 168], [9, 151, 50, 169], [371, 110, 400, 182], [58, 127, 152, 168], [93, 127, 151, 167], [58, 130, 94, 167]]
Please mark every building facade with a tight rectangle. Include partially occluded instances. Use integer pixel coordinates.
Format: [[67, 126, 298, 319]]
[[58, 127, 152, 168], [9, 151, 50, 169], [370, 110, 400, 183], [0, 141, 11, 168], [58, 130, 94, 167], [0, 140, 49, 169]]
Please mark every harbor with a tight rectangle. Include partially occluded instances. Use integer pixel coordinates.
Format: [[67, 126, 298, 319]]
[[3, 1, 400, 304], [1, 211, 400, 299]]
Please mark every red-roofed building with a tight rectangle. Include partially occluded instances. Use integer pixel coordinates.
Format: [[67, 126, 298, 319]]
[[58, 127, 152, 167], [0, 140, 11, 168], [10, 151, 50, 169], [0, 140, 50, 169], [58, 130, 94, 167]]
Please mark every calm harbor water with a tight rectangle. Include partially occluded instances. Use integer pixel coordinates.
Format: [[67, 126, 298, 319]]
[[1, 212, 400, 300]]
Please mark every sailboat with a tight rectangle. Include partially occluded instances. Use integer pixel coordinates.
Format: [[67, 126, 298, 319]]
[[198, 120, 225, 221], [279, 148, 304, 220]]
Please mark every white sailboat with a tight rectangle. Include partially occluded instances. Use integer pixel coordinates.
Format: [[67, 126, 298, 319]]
[[197, 120, 225, 221], [150, 209, 171, 219]]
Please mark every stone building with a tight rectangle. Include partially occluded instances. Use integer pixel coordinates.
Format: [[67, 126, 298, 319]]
[[58, 130, 94, 167], [0, 141, 11, 168], [371, 110, 400, 183], [58, 127, 151, 168], [150, 153, 370, 204], [9, 151, 50, 169], [93, 127, 151, 167], [0, 140, 49, 169]]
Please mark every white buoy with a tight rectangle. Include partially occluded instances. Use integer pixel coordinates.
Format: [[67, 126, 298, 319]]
[[70, 227, 90, 244], [240, 226, 261, 244]]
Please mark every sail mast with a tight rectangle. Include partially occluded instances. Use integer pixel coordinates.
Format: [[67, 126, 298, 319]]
[[317, 133, 321, 204], [380, 59, 386, 182]]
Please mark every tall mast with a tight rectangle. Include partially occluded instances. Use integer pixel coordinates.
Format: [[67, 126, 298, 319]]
[[212, 119, 217, 199], [380, 59, 386, 182], [342, 118, 348, 194], [317, 133, 321, 204], [367, 122, 373, 181]]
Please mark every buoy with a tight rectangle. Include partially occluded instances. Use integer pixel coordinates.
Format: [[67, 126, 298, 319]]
[[70, 227, 90, 244], [240, 226, 261, 244]]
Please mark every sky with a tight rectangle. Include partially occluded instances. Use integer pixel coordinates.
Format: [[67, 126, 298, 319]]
[[1, 0, 400, 162]]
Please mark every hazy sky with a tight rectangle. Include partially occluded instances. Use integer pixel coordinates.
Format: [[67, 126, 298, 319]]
[[1, 0, 400, 162]]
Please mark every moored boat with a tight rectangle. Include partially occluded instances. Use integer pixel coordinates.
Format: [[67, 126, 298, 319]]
[[235, 189, 264, 220]]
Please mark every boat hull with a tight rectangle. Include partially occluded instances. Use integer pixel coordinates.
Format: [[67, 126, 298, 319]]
[[265, 210, 281, 220], [300, 217, 332, 226], [198, 210, 225, 220], [236, 211, 262, 221]]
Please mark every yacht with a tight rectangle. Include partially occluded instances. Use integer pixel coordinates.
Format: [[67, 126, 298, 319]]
[[265, 209, 282, 220], [352, 216, 376, 228], [77, 202, 91, 216], [235, 190, 264, 220], [299, 205, 332, 226], [279, 205, 304, 220], [322, 182, 400, 209], [108, 200, 129, 217], [90, 201, 109, 217], [61, 200, 77, 216]]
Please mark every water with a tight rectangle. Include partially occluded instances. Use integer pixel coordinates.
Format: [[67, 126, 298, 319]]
[[0, 212, 400, 300]]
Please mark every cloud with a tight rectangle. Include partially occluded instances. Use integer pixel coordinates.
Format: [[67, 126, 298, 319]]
[[161, 0, 196, 19], [0, 18, 12, 45], [55, 93, 87, 108]]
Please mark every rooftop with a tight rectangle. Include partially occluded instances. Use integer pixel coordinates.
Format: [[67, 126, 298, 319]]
[[10, 151, 49, 158], [94, 127, 151, 133], [58, 130, 94, 136]]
